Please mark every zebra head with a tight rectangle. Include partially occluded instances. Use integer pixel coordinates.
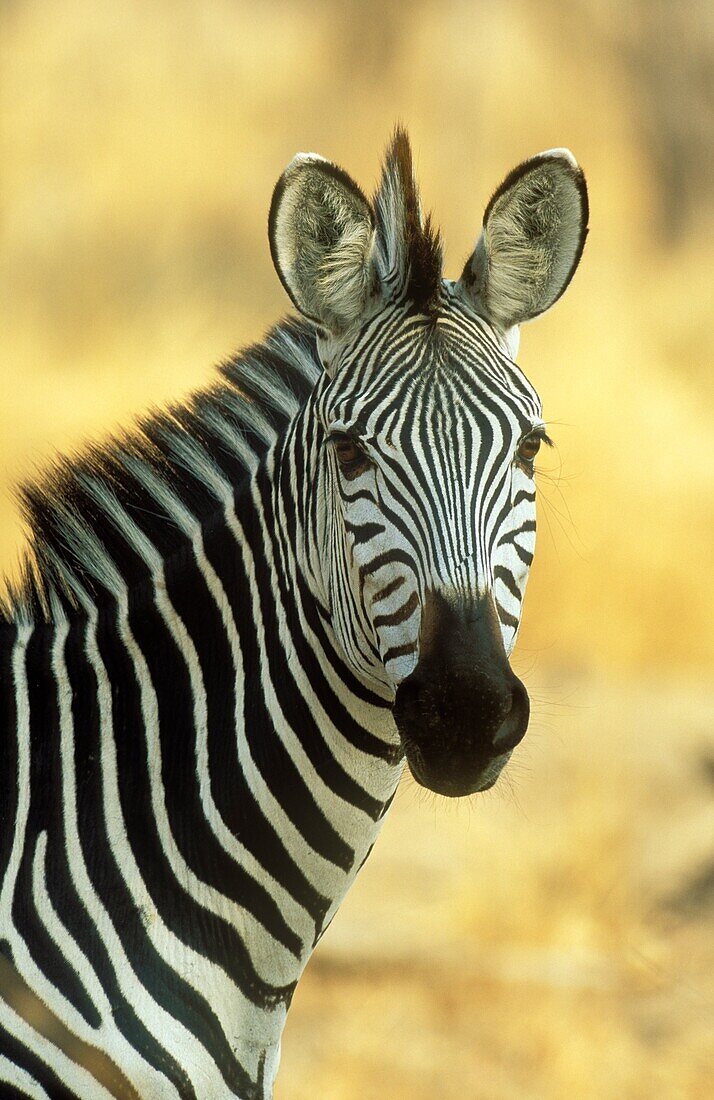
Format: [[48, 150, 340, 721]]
[[270, 130, 588, 796]]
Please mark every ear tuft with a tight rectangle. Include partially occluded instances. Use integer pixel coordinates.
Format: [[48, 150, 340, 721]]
[[269, 154, 377, 334], [460, 150, 588, 332]]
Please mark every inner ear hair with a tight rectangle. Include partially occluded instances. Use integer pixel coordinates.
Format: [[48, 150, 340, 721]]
[[269, 155, 377, 335], [463, 150, 588, 331]]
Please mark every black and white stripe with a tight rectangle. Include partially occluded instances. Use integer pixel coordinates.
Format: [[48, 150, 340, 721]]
[[0, 129, 587, 1097]]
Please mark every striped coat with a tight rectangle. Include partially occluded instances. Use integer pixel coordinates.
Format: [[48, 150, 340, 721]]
[[0, 129, 587, 1098]]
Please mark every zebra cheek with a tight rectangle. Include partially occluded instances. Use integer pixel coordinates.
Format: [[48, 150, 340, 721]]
[[365, 580, 422, 687], [381, 645, 419, 687]]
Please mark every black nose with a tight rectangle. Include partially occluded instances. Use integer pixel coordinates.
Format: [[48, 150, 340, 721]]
[[392, 590, 530, 794], [393, 665, 529, 755]]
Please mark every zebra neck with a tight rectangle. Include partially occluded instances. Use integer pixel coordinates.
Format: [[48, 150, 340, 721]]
[[249, 413, 405, 874], [0, 411, 404, 1099]]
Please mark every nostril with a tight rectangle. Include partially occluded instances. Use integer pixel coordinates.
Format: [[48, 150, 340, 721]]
[[492, 679, 530, 752]]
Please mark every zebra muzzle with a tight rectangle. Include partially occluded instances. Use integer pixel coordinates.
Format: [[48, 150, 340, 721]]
[[392, 589, 530, 796]]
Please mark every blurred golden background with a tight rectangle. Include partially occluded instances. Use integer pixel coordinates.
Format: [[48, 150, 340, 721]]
[[1, 1, 712, 1096]]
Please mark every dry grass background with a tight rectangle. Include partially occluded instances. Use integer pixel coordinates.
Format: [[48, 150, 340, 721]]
[[0, 1, 712, 1096]]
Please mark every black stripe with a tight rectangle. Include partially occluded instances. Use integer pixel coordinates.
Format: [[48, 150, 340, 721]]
[[373, 591, 419, 629], [373, 577, 405, 604], [0, 625, 18, 888], [493, 566, 521, 603], [343, 520, 385, 545], [511, 541, 534, 567], [382, 642, 417, 664], [512, 488, 536, 509], [495, 600, 519, 629]]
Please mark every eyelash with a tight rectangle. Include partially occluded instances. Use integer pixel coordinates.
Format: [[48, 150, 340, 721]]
[[516, 428, 553, 468]]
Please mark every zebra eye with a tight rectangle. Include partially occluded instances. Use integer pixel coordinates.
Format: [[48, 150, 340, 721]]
[[329, 433, 371, 478], [516, 433, 542, 465]]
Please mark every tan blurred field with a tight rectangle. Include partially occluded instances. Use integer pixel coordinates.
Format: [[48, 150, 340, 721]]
[[1, 1, 712, 1097]]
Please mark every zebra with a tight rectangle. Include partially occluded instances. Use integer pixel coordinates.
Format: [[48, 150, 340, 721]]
[[0, 128, 588, 1099]]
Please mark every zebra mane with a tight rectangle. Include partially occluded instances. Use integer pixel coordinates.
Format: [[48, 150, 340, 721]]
[[1, 132, 442, 625], [373, 127, 443, 312], [0, 318, 321, 624]]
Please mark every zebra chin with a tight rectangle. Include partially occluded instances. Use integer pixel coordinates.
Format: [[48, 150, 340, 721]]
[[404, 746, 514, 797]]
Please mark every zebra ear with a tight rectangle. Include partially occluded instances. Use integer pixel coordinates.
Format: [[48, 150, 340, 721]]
[[459, 150, 588, 333], [269, 153, 378, 336]]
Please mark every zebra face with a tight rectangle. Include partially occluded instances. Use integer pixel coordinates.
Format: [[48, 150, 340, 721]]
[[316, 304, 543, 794], [270, 130, 588, 796]]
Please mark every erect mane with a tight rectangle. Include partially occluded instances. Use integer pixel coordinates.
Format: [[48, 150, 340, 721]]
[[0, 318, 320, 624], [372, 126, 443, 312]]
